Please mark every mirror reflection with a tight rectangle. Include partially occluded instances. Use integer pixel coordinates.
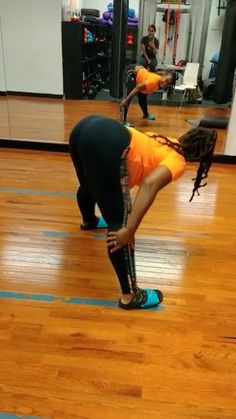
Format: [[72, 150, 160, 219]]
[[0, 15, 9, 139], [0, 0, 233, 156]]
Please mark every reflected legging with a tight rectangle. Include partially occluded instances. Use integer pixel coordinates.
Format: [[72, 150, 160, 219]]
[[122, 65, 149, 121], [69, 115, 138, 295]]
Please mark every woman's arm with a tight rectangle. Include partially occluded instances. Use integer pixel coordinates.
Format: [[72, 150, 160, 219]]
[[120, 82, 146, 109], [107, 165, 172, 252], [149, 39, 158, 55], [140, 42, 150, 64]]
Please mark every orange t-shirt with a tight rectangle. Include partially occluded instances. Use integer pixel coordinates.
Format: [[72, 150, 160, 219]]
[[127, 127, 186, 189], [136, 68, 162, 94]]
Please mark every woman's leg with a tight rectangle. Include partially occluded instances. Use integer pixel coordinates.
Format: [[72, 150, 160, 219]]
[[90, 146, 163, 307], [137, 92, 149, 117], [148, 57, 157, 72], [69, 120, 98, 225], [139, 56, 148, 68], [76, 116, 137, 295], [121, 65, 136, 122], [137, 92, 156, 120], [69, 115, 163, 308], [139, 56, 157, 72]]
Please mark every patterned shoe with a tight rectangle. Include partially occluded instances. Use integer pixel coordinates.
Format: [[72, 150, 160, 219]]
[[145, 114, 156, 121], [80, 216, 108, 230], [122, 121, 132, 127], [119, 288, 163, 310]]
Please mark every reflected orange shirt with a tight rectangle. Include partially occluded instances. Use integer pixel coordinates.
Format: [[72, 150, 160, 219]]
[[136, 68, 162, 94], [127, 127, 186, 189]]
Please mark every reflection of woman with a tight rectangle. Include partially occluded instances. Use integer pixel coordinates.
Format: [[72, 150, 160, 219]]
[[69, 115, 217, 310], [140, 25, 159, 72], [120, 64, 175, 122]]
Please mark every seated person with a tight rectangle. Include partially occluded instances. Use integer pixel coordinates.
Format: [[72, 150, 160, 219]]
[[140, 25, 159, 72]]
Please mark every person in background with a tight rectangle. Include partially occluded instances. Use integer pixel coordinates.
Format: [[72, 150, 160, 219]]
[[140, 24, 159, 72], [69, 115, 217, 310], [120, 64, 175, 122]]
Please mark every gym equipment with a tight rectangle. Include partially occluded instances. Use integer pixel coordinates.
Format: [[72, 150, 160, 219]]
[[101, 4, 138, 26], [186, 116, 228, 129], [81, 8, 100, 24], [209, 52, 220, 78], [202, 78, 216, 100], [83, 16, 100, 24], [202, 53, 219, 100], [172, 0, 181, 65], [82, 66, 105, 100], [85, 85, 97, 99], [162, 0, 171, 64], [81, 9, 100, 17], [157, 3, 191, 65]]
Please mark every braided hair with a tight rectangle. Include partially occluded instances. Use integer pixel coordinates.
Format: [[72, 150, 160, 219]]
[[158, 71, 177, 93], [146, 127, 217, 201], [167, 71, 177, 94]]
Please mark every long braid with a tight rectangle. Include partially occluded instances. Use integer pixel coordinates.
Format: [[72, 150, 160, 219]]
[[145, 128, 217, 201], [145, 133, 182, 153], [179, 127, 217, 201], [188, 129, 217, 201]]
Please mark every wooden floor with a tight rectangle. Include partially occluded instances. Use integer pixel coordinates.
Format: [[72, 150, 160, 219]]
[[0, 147, 236, 419], [0, 95, 230, 154]]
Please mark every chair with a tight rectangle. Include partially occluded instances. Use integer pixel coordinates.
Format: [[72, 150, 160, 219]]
[[174, 62, 200, 110]]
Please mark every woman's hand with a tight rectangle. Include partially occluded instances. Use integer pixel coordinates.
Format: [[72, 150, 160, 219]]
[[120, 98, 127, 110], [149, 40, 155, 48], [107, 227, 134, 253]]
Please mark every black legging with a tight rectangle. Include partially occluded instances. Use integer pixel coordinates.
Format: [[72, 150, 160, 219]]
[[122, 65, 149, 122], [69, 115, 138, 295]]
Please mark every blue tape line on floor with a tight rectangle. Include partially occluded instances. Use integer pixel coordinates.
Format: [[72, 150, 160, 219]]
[[0, 290, 163, 311], [0, 290, 117, 307], [0, 414, 45, 419], [0, 291, 57, 302], [92, 233, 107, 239], [42, 231, 71, 237]]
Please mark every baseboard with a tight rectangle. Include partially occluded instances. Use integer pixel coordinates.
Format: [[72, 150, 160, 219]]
[[212, 154, 236, 164], [1, 138, 235, 163], [6, 91, 63, 99], [0, 138, 68, 152]]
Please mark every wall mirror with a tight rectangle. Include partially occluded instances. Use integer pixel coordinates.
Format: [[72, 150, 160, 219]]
[[0, 0, 232, 155], [0, 0, 136, 144], [138, 0, 231, 155], [0, 15, 9, 139]]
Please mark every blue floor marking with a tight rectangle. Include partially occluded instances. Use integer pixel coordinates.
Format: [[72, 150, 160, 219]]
[[0, 291, 58, 302], [42, 231, 71, 238], [0, 415, 45, 419], [0, 187, 75, 198], [0, 290, 163, 311], [0, 290, 118, 307], [92, 233, 107, 239]]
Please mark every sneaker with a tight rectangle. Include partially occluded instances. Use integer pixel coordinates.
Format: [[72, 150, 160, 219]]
[[80, 216, 108, 230], [119, 288, 163, 310], [143, 114, 156, 121], [123, 121, 132, 127]]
